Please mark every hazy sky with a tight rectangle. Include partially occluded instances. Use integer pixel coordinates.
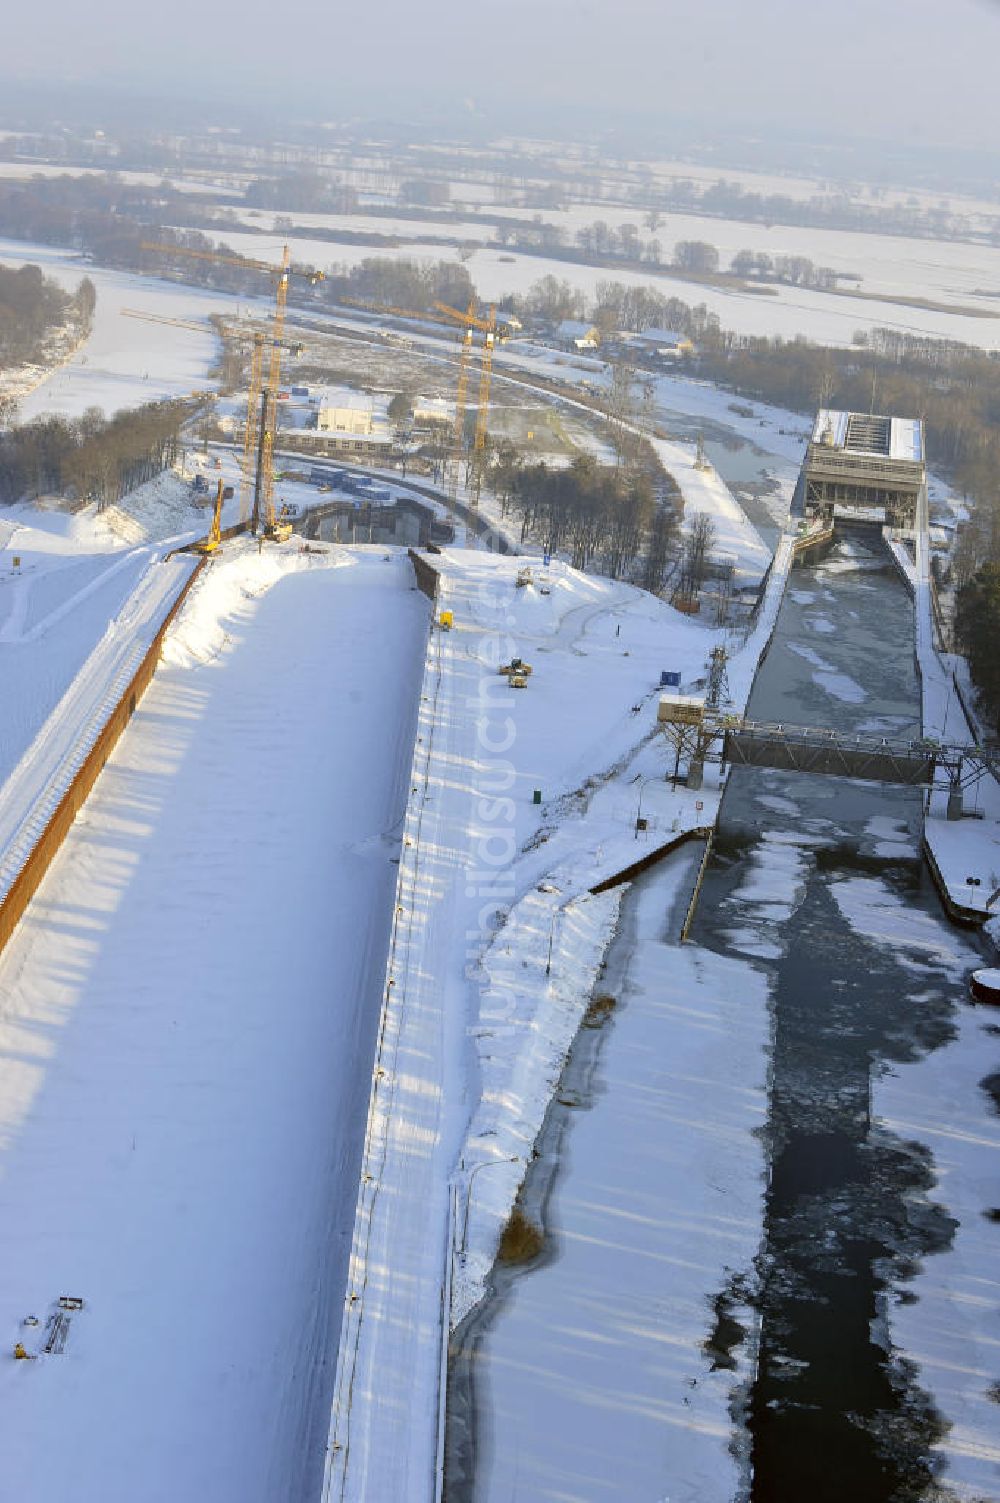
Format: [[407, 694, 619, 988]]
[[5, 0, 1000, 152]]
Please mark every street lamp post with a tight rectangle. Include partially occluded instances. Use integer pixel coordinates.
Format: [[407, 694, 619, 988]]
[[545, 894, 575, 975], [545, 914, 556, 976], [634, 774, 664, 838], [459, 1155, 519, 1257]]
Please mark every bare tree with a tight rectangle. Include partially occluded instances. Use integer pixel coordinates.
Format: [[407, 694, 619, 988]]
[[675, 510, 716, 600], [606, 360, 639, 469]]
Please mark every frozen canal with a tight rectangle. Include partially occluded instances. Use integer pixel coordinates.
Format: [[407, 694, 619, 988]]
[[448, 538, 999, 1502]]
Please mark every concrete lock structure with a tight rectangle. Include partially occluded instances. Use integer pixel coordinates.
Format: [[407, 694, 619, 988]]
[[803, 410, 926, 533]]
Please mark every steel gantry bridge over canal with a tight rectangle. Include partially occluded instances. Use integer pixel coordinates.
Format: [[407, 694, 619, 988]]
[[658, 699, 998, 816]]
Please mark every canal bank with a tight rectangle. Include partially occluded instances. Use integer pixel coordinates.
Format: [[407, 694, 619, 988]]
[[447, 840, 770, 1502], [446, 536, 1000, 1502]]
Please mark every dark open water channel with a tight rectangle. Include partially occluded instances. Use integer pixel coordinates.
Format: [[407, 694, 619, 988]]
[[449, 538, 987, 1501], [695, 539, 978, 1501]]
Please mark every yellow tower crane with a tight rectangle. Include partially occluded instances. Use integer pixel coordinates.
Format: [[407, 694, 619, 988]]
[[121, 308, 304, 532], [140, 241, 323, 537], [433, 300, 498, 509]]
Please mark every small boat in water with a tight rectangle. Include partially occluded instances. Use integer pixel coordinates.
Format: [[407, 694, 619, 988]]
[[970, 968, 1000, 1004]]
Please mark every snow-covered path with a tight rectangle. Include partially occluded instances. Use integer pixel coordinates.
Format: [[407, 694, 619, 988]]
[[0, 508, 179, 786], [0, 545, 427, 1502], [0, 549, 199, 905]]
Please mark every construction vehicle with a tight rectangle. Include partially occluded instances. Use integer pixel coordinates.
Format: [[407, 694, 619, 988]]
[[270, 503, 294, 544], [195, 478, 227, 554], [498, 656, 532, 680], [139, 242, 322, 539]]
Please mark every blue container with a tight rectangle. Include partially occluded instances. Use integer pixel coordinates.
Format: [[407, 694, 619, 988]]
[[661, 670, 681, 688]]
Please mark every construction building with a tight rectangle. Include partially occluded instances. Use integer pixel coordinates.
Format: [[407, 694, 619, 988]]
[[316, 390, 391, 439], [802, 409, 925, 532]]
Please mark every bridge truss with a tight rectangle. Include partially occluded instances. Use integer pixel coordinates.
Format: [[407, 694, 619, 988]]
[[660, 712, 997, 796]]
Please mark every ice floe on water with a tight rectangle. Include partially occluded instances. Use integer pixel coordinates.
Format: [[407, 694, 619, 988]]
[[807, 615, 837, 634], [723, 926, 784, 960], [849, 880, 999, 1503], [787, 641, 827, 669], [722, 829, 820, 960], [788, 640, 867, 704], [855, 713, 917, 736], [828, 874, 974, 977], [814, 670, 867, 704], [863, 814, 919, 860], [755, 792, 801, 816]]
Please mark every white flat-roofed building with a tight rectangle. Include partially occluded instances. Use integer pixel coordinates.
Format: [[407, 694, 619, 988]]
[[556, 319, 601, 351], [317, 389, 391, 438]]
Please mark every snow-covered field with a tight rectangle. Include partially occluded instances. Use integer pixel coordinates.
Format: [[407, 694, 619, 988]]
[[493, 205, 1000, 311], [0, 542, 428, 1502], [0, 238, 260, 420], [0, 162, 226, 195], [211, 225, 1000, 350], [463, 247, 1000, 351]]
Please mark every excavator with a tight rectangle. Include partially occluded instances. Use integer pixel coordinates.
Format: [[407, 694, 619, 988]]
[[195, 478, 226, 554]]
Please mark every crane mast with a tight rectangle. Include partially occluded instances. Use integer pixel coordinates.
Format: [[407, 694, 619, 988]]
[[434, 299, 498, 512], [472, 308, 496, 505], [449, 306, 476, 507], [242, 334, 266, 527], [258, 247, 291, 538], [139, 240, 321, 538]]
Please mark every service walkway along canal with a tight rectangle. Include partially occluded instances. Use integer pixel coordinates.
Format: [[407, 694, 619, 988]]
[[447, 538, 1000, 1503]]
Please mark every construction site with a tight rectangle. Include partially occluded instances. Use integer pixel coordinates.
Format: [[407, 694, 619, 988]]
[[0, 211, 998, 1503]]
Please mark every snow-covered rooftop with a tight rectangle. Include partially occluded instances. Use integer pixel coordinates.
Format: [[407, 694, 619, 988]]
[[556, 319, 597, 339], [317, 388, 379, 413], [811, 409, 924, 465], [631, 327, 692, 346]]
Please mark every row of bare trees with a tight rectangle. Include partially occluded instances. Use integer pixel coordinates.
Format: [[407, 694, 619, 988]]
[[0, 265, 94, 369], [0, 400, 189, 507], [322, 256, 475, 314], [492, 452, 675, 581]]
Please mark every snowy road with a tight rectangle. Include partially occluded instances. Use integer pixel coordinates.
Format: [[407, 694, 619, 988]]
[[0, 508, 190, 787], [0, 545, 427, 1502], [0, 549, 199, 905]]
